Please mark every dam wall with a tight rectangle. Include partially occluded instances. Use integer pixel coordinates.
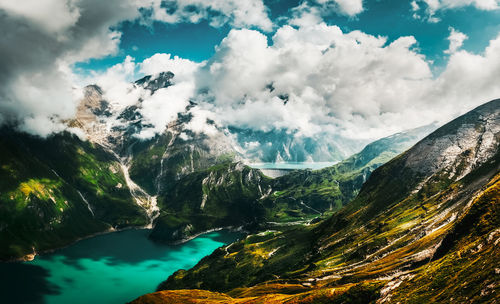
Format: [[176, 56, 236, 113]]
[[258, 168, 295, 178]]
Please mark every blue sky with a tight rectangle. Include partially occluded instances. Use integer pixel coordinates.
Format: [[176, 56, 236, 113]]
[[76, 0, 500, 75]]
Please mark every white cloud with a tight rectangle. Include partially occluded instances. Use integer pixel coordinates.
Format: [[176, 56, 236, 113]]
[[148, 0, 273, 31], [88, 54, 198, 139], [0, 0, 80, 35], [444, 27, 468, 54], [411, 0, 420, 11], [90, 20, 500, 144], [136, 82, 194, 138], [0, 0, 146, 136], [93, 56, 144, 111], [184, 107, 219, 136], [328, 0, 364, 16], [414, 0, 500, 22], [439, 0, 499, 10], [192, 24, 433, 140], [140, 53, 200, 82], [289, 3, 324, 27], [180, 23, 500, 141], [294, 0, 364, 20], [411, 1, 422, 19], [0, 0, 272, 137], [426, 32, 500, 113], [4, 0, 499, 146]]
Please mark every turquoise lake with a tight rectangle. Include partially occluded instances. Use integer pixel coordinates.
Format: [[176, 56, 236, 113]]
[[0, 229, 242, 304]]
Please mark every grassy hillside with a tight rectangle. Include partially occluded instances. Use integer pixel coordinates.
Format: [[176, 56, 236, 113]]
[[147, 125, 436, 243], [268, 124, 435, 214], [131, 99, 500, 304], [0, 128, 147, 260]]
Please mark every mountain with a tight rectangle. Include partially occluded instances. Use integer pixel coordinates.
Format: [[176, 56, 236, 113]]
[[0, 128, 147, 260], [131, 99, 500, 303], [268, 123, 437, 213], [127, 116, 237, 195], [74, 79, 239, 195], [76, 72, 370, 166], [147, 124, 435, 244], [229, 127, 365, 163], [0, 72, 436, 261], [72, 72, 437, 243], [150, 162, 271, 243]]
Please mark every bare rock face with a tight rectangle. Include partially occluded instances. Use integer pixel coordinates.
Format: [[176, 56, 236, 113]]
[[74, 85, 116, 147], [405, 99, 500, 182], [77, 85, 106, 120], [135, 71, 174, 93]]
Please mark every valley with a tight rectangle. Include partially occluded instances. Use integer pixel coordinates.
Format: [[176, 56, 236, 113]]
[[132, 99, 500, 303], [0, 72, 498, 304], [2, 2, 500, 303]]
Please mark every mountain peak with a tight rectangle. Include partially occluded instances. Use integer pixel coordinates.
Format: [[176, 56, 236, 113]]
[[135, 71, 174, 92], [405, 99, 500, 179]]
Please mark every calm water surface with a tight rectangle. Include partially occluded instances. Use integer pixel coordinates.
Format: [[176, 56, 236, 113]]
[[0, 229, 241, 304]]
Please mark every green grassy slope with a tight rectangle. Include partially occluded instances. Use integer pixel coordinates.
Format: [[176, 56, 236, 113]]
[[268, 124, 435, 214], [132, 99, 499, 304], [147, 125, 435, 243], [0, 128, 147, 260]]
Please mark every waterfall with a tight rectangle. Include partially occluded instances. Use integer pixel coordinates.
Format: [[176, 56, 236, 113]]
[[77, 190, 95, 217], [105, 147, 160, 228]]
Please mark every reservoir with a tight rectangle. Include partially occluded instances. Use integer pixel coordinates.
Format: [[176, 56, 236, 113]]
[[0, 229, 241, 304]]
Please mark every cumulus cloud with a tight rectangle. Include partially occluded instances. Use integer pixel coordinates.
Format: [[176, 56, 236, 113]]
[[0, 0, 273, 137], [444, 27, 468, 54], [438, 0, 500, 10], [289, 3, 324, 27], [91, 20, 500, 143], [183, 23, 500, 140], [0, 0, 80, 35], [414, 0, 500, 22], [190, 24, 433, 140], [148, 0, 273, 31], [291, 0, 364, 23], [320, 0, 364, 17], [16, 1, 497, 143], [4, 0, 500, 146], [426, 32, 500, 111], [0, 0, 146, 136], [136, 82, 194, 138], [84, 53, 199, 139], [91, 56, 145, 111], [140, 53, 200, 82]]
